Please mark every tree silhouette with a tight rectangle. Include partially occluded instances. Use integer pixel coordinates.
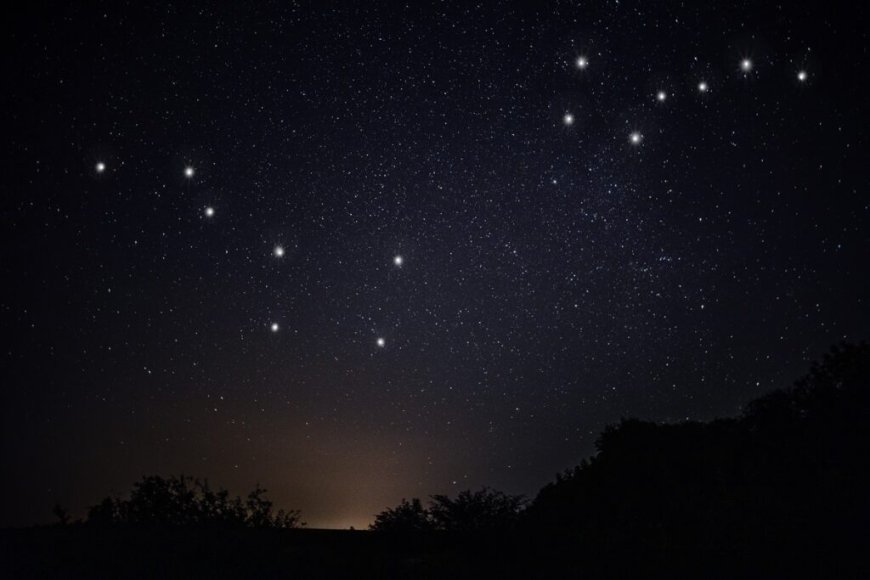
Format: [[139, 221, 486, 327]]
[[52, 503, 71, 526], [86, 475, 303, 528], [371, 488, 525, 533], [369, 498, 433, 532], [523, 342, 870, 577], [429, 488, 525, 532]]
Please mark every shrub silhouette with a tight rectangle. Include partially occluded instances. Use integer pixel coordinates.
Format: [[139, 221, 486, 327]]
[[51, 503, 71, 526], [86, 475, 303, 528], [371, 488, 524, 533], [429, 488, 525, 532], [369, 498, 433, 532]]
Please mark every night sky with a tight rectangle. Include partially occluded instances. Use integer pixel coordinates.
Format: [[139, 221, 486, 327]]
[[3, 1, 868, 530]]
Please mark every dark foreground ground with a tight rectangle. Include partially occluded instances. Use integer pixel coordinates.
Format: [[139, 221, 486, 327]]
[[3, 525, 867, 579], [1, 526, 526, 579]]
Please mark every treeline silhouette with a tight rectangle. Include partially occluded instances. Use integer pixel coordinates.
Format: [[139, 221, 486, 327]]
[[521, 342, 869, 577], [370, 488, 525, 533], [86, 475, 303, 529], [7, 342, 868, 577], [369, 342, 870, 577]]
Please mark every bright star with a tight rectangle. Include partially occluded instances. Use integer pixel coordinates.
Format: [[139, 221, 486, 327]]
[[629, 131, 643, 145], [204, 206, 215, 218], [270, 322, 279, 332], [656, 91, 667, 102], [376, 337, 385, 347], [184, 166, 195, 178], [797, 70, 808, 82], [575, 56, 588, 69], [95, 162, 106, 173], [563, 113, 574, 126], [394, 255, 403, 267], [274, 245, 285, 258], [740, 58, 753, 73], [698, 81, 709, 93]]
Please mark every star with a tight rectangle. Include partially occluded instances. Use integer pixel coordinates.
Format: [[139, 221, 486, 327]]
[[394, 255, 403, 267], [184, 166, 195, 178], [270, 322, 279, 332], [563, 113, 574, 126], [797, 70, 808, 82], [273, 245, 285, 258], [656, 91, 667, 102], [698, 81, 709, 93], [629, 131, 643, 145], [575, 56, 588, 70], [95, 162, 106, 173], [376, 337, 385, 347], [204, 206, 215, 218], [740, 58, 753, 73]]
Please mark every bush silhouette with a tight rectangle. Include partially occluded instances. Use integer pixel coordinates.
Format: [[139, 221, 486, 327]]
[[429, 488, 525, 532], [371, 488, 524, 533], [86, 475, 303, 528], [51, 503, 71, 526], [369, 498, 433, 532]]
